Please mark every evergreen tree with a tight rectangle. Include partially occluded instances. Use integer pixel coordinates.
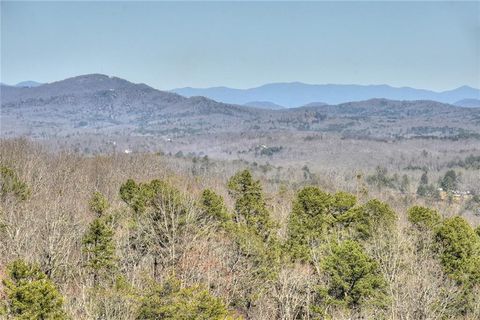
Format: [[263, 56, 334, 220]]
[[434, 217, 480, 314], [420, 171, 429, 185], [89, 191, 109, 216], [440, 170, 459, 192], [119, 179, 151, 214], [199, 189, 230, 223], [137, 278, 233, 320], [82, 217, 116, 286], [286, 186, 335, 261], [416, 171, 438, 198], [226, 171, 281, 309], [434, 217, 480, 281], [343, 199, 397, 240], [331, 191, 357, 217], [227, 170, 276, 240], [317, 240, 387, 311], [119, 179, 139, 206], [407, 206, 441, 231], [2, 259, 67, 319]]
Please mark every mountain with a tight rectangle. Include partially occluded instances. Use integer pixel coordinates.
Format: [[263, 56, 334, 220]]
[[244, 101, 285, 110], [0, 74, 293, 138], [454, 98, 480, 108], [302, 101, 327, 107], [172, 83, 480, 107], [15, 81, 43, 88], [1, 74, 479, 142]]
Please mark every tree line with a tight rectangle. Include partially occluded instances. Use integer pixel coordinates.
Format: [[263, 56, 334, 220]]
[[1, 144, 479, 319]]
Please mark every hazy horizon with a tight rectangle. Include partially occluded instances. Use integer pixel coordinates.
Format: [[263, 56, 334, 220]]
[[2, 1, 479, 91], [3, 73, 480, 93]]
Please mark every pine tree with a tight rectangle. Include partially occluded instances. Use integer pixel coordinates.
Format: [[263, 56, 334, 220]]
[[434, 217, 480, 281], [137, 278, 233, 320], [440, 170, 459, 192], [317, 240, 387, 312], [434, 217, 480, 314], [199, 189, 230, 223], [345, 199, 397, 240], [2, 259, 67, 319], [286, 186, 334, 261], [227, 170, 276, 240], [89, 191, 109, 216], [82, 216, 116, 286], [407, 206, 441, 231]]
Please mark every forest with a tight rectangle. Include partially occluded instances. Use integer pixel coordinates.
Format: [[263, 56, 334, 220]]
[[0, 139, 479, 319]]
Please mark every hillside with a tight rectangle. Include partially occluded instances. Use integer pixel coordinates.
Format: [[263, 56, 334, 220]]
[[2, 74, 479, 143], [455, 98, 480, 108], [1, 139, 479, 319], [244, 100, 286, 109]]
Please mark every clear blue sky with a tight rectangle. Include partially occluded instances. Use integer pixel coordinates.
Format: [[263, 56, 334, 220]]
[[1, 1, 479, 91]]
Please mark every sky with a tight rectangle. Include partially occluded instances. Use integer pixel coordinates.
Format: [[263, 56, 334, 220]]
[[1, 1, 479, 91]]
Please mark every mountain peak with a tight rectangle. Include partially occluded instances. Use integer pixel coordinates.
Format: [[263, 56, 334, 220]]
[[15, 81, 43, 88]]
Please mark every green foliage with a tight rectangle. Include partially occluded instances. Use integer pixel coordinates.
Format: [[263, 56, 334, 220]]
[[434, 217, 480, 282], [416, 183, 439, 198], [440, 170, 459, 192], [286, 187, 336, 261], [137, 278, 233, 320], [2, 259, 67, 319], [407, 206, 441, 231], [120, 178, 190, 274], [119, 179, 149, 214], [227, 170, 276, 240], [286, 187, 359, 261], [318, 240, 387, 310], [0, 165, 30, 200], [331, 191, 357, 217], [225, 170, 281, 305], [147, 179, 186, 213], [476, 225, 480, 238], [89, 191, 109, 216], [199, 189, 230, 223], [434, 217, 480, 314], [343, 199, 397, 240], [120, 179, 185, 215], [228, 221, 281, 279], [82, 216, 116, 285]]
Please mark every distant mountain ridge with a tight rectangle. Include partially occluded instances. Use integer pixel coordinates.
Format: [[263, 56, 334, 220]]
[[1, 74, 479, 141], [172, 83, 480, 107], [243, 101, 286, 110], [454, 99, 480, 108]]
